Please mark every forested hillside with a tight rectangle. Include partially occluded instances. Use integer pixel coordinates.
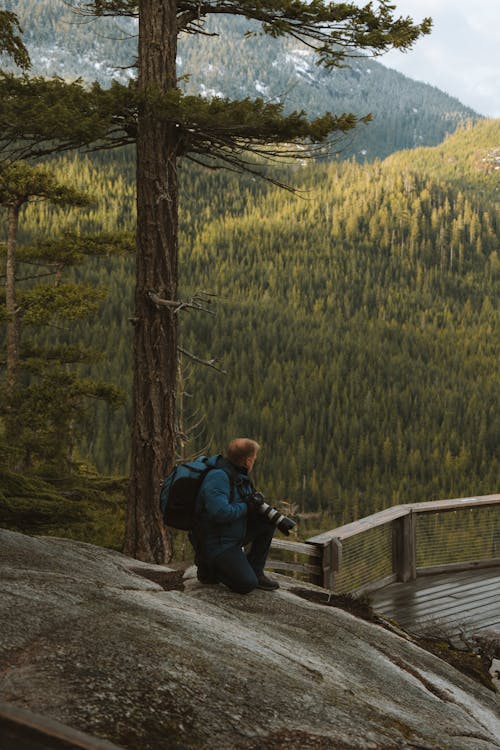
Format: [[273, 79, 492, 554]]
[[5, 0, 479, 160], [8, 119, 499, 531]]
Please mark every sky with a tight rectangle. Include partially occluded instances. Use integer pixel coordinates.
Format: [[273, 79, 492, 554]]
[[381, 0, 500, 118]]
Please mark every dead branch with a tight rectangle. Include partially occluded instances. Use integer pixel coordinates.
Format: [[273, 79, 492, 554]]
[[148, 290, 216, 316], [178, 346, 226, 373]]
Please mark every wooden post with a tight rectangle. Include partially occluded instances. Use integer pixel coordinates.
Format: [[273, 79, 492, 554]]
[[322, 538, 342, 591], [393, 512, 416, 582]]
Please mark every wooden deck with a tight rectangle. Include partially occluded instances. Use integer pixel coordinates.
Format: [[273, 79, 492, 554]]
[[369, 566, 500, 638]]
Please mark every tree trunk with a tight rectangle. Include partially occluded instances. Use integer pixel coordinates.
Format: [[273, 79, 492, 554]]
[[124, 0, 179, 562], [5, 204, 20, 395]]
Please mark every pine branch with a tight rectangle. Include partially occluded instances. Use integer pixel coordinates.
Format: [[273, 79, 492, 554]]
[[68, 1, 431, 60], [0, 10, 31, 69], [0, 74, 137, 164], [175, 1, 432, 60], [0, 270, 62, 283]]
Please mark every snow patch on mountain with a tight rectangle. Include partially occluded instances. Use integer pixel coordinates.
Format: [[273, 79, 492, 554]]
[[200, 82, 225, 99], [255, 80, 269, 95], [284, 48, 315, 80], [27, 43, 135, 84]]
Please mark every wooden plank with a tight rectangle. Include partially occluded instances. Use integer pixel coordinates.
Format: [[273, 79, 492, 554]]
[[463, 613, 500, 631], [410, 494, 500, 514], [396, 600, 500, 630], [299, 495, 499, 593], [307, 505, 411, 544], [266, 559, 321, 575], [372, 568, 500, 607], [419, 593, 500, 621], [370, 567, 500, 636], [374, 575, 500, 608], [320, 537, 333, 590], [410, 568, 500, 595], [270, 539, 321, 557], [394, 588, 500, 619], [352, 573, 398, 597], [379, 599, 500, 630], [417, 558, 500, 575]]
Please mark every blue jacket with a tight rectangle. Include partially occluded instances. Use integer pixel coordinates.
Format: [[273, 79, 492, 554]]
[[194, 455, 253, 561]]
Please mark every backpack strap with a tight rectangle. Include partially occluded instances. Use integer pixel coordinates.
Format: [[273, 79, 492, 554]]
[[214, 456, 247, 503]]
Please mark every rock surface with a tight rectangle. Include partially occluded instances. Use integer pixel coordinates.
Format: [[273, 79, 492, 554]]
[[0, 529, 499, 750]]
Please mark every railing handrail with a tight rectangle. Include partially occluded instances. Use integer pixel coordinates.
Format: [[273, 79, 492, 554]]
[[271, 538, 322, 557], [306, 493, 500, 545]]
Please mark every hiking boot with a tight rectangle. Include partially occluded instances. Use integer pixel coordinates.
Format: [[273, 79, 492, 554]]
[[196, 566, 218, 585], [257, 574, 280, 591]]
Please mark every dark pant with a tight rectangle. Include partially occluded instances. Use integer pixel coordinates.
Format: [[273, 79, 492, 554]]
[[208, 515, 275, 595]]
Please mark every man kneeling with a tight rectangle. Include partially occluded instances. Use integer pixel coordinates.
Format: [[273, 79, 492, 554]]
[[190, 438, 280, 594]]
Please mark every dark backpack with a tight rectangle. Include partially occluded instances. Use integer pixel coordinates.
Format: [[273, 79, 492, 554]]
[[159, 454, 237, 531]]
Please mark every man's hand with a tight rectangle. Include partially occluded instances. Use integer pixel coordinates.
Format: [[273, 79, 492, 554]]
[[249, 491, 265, 508]]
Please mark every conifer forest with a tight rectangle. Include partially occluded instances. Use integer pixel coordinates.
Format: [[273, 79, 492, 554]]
[[0, 3, 498, 551], [2, 118, 499, 542]]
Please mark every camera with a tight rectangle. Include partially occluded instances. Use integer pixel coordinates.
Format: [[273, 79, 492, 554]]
[[248, 491, 296, 536]]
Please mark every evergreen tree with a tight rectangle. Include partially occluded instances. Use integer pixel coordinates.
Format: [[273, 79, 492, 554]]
[[0, 162, 90, 397], [0, 161, 129, 470]]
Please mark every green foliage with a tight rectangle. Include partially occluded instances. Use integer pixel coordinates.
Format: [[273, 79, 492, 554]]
[[22, 343, 102, 366], [5, 231, 135, 267], [175, 15, 477, 161], [155, 90, 368, 181], [386, 119, 500, 190], [0, 160, 91, 207], [79, 0, 431, 59], [0, 70, 362, 175], [0, 467, 126, 548], [19, 282, 105, 325], [0, 161, 128, 473], [0, 74, 136, 163], [0, 475, 85, 530], [80, 0, 137, 15], [3, 364, 123, 471], [163, 90, 363, 144]]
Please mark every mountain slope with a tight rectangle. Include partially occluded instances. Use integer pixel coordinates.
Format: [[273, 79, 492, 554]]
[[386, 118, 500, 186], [5, 0, 479, 160], [9, 119, 499, 526]]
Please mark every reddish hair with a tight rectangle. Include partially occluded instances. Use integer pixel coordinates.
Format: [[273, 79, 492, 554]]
[[226, 438, 260, 466]]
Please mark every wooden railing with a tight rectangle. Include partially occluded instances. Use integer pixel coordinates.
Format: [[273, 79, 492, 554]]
[[266, 537, 323, 580], [268, 493, 500, 595]]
